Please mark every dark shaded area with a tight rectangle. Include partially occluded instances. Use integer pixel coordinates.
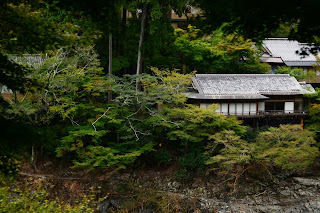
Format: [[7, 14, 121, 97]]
[[194, 0, 320, 43]]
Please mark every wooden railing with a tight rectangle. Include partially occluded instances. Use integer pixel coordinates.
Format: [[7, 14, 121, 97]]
[[264, 110, 306, 115], [225, 110, 307, 117]]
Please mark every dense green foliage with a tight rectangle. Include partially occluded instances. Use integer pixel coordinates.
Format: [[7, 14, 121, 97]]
[[254, 125, 319, 170], [7, 49, 200, 170], [306, 89, 320, 139], [206, 130, 252, 170], [174, 25, 270, 73], [158, 105, 246, 147], [0, 186, 96, 212], [194, 0, 320, 43], [3, 1, 320, 210], [206, 125, 319, 172], [276, 66, 315, 81]]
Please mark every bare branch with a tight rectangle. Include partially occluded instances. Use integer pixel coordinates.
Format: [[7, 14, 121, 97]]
[[92, 107, 114, 132], [126, 118, 140, 141], [126, 107, 142, 118], [3, 96, 13, 104], [145, 106, 180, 128], [50, 91, 60, 103], [67, 116, 80, 127], [19, 92, 28, 103]]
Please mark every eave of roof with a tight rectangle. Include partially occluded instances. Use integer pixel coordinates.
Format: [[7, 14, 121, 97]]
[[188, 74, 315, 100], [284, 61, 317, 66], [186, 93, 269, 100], [260, 57, 284, 63]]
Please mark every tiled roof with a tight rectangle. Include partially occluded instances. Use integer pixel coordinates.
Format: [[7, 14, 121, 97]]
[[188, 74, 314, 100], [186, 93, 268, 100], [8, 54, 47, 69], [263, 38, 318, 66]]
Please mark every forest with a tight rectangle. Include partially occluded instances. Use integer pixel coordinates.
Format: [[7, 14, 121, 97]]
[[2, 0, 320, 212]]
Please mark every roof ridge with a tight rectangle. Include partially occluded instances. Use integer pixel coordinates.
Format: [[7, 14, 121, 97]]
[[264, 38, 290, 40], [195, 74, 290, 77]]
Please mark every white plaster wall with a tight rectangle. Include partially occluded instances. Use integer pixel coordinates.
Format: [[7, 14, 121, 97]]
[[250, 103, 257, 114], [229, 103, 236, 115], [236, 103, 243, 115], [200, 103, 206, 109], [243, 103, 250, 115], [221, 103, 228, 115], [285, 102, 294, 113]]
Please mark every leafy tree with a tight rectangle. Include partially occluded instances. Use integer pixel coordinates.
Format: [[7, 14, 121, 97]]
[[19, 49, 197, 170], [0, 1, 61, 54], [173, 25, 270, 73], [306, 91, 320, 138], [155, 104, 246, 150], [254, 125, 319, 171], [0, 0, 85, 92], [205, 130, 252, 189], [16, 46, 152, 169], [276, 66, 315, 81], [175, 150, 208, 181], [0, 185, 96, 212], [205, 125, 319, 175], [0, 1, 64, 109], [51, 0, 189, 77], [0, 1, 98, 174], [144, 104, 246, 180], [205, 130, 252, 170], [269, 22, 297, 38]]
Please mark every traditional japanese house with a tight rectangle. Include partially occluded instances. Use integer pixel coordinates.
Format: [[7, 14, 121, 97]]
[[187, 74, 315, 125], [261, 38, 320, 82]]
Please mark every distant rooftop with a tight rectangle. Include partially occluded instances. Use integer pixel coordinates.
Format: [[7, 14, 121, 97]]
[[262, 38, 319, 66], [8, 54, 47, 69], [187, 74, 314, 100]]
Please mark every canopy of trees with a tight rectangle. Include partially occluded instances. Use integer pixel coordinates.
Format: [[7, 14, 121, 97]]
[[2, 0, 320, 191], [194, 0, 320, 43]]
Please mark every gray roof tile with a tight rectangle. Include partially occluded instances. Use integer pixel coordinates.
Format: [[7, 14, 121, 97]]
[[8, 54, 47, 69], [189, 74, 314, 100], [263, 38, 318, 63]]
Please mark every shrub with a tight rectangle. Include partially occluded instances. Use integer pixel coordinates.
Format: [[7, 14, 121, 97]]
[[205, 130, 252, 170], [175, 150, 208, 181], [254, 125, 319, 170], [154, 150, 172, 166], [205, 125, 320, 172], [0, 186, 97, 212]]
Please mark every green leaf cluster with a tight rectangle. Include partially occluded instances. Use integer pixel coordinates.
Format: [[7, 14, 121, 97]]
[[206, 125, 319, 172], [0, 185, 96, 212], [205, 130, 252, 170], [16, 49, 200, 170], [173, 25, 270, 74], [276, 66, 315, 81], [160, 105, 246, 147], [254, 125, 319, 170]]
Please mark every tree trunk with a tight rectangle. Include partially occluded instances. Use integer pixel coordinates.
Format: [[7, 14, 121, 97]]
[[108, 33, 112, 104], [31, 144, 37, 171], [136, 3, 148, 91], [121, 8, 127, 56]]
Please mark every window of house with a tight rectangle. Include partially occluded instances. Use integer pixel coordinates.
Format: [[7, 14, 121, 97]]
[[275, 102, 284, 111], [265, 102, 285, 111]]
